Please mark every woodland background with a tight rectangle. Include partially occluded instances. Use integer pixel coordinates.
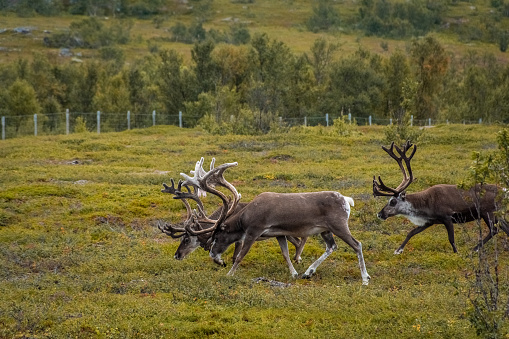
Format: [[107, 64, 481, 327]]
[[0, 0, 509, 137]]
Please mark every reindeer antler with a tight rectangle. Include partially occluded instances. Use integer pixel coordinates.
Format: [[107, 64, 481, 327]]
[[180, 158, 241, 235], [373, 140, 416, 197], [157, 220, 187, 238], [160, 178, 204, 237]]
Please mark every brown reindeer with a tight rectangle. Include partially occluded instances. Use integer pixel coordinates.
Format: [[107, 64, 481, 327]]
[[181, 158, 370, 285], [159, 173, 307, 263], [373, 140, 509, 254]]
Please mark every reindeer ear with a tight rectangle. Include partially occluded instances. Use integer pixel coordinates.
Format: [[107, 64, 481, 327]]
[[400, 192, 406, 200]]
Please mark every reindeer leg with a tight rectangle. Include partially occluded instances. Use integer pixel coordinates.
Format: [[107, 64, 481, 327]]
[[287, 236, 307, 263], [395, 223, 433, 254], [498, 219, 509, 235], [294, 236, 307, 263], [473, 227, 499, 252], [302, 231, 337, 279], [232, 241, 243, 264], [355, 241, 370, 285], [333, 231, 371, 285], [227, 236, 257, 276], [473, 214, 499, 252], [444, 219, 457, 253], [276, 236, 299, 278]]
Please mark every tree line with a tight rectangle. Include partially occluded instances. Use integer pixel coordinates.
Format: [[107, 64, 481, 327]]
[[1, 33, 508, 135]]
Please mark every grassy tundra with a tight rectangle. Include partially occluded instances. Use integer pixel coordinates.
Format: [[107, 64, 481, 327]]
[[0, 124, 508, 337]]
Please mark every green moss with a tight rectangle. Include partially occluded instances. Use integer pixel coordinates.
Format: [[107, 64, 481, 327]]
[[0, 125, 507, 338]]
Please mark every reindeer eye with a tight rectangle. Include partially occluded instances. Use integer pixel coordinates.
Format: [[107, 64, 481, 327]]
[[389, 199, 397, 207]]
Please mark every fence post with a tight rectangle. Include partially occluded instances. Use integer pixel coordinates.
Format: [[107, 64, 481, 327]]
[[369, 115, 372, 126], [34, 114, 37, 136], [66, 109, 69, 135], [127, 111, 131, 130], [348, 113, 351, 124], [304, 116, 307, 127], [1, 116, 5, 140], [152, 110, 156, 126], [479, 118, 482, 124], [179, 111, 182, 128], [326, 113, 329, 127], [428, 118, 431, 126], [390, 118, 392, 125], [97, 111, 101, 134]]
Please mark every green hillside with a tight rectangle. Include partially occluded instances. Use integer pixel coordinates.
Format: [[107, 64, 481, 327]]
[[0, 0, 508, 63], [0, 124, 508, 337]]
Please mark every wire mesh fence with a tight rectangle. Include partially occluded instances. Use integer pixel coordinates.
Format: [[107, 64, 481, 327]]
[[0, 110, 487, 140]]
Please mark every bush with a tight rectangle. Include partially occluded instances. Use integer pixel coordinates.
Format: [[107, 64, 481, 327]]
[[332, 115, 356, 137], [466, 129, 509, 337], [70, 17, 110, 48], [198, 113, 230, 135], [184, 92, 215, 128], [74, 116, 89, 133], [306, 0, 341, 33], [43, 32, 82, 48], [99, 46, 125, 62], [43, 18, 133, 49], [231, 25, 251, 45], [198, 108, 259, 135], [170, 22, 190, 43], [498, 30, 509, 52], [383, 113, 424, 145]]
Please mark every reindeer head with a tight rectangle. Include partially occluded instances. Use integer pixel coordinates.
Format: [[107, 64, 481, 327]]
[[373, 140, 416, 220], [159, 178, 209, 259], [160, 158, 241, 265]]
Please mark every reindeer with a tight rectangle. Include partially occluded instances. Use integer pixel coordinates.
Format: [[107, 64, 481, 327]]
[[373, 140, 509, 254], [180, 158, 370, 285], [159, 173, 307, 263]]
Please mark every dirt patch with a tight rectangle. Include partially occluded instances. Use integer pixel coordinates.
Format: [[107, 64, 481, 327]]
[[269, 154, 294, 163], [252, 277, 291, 288]]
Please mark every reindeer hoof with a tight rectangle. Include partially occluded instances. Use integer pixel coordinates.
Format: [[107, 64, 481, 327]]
[[213, 258, 226, 267], [394, 249, 403, 255], [362, 275, 371, 285], [302, 269, 315, 279]]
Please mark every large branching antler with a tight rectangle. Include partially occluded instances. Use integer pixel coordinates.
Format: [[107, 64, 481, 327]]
[[160, 178, 212, 237], [159, 178, 190, 238], [158, 220, 187, 238], [180, 157, 241, 235], [373, 140, 416, 197], [162, 177, 212, 217]]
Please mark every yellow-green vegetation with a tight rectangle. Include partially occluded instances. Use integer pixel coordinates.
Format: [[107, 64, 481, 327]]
[[0, 124, 508, 337]]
